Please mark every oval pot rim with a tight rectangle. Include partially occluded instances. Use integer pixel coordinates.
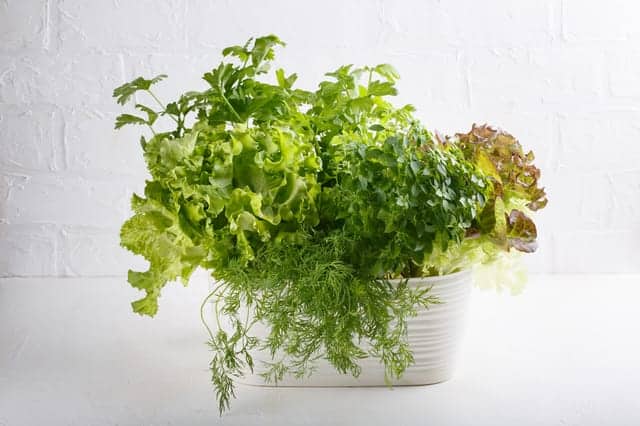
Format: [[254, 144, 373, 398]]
[[386, 268, 472, 285]]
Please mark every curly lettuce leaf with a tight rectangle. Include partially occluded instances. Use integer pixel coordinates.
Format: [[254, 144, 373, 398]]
[[121, 124, 321, 316], [452, 124, 548, 212], [506, 209, 537, 253], [449, 124, 547, 254], [473, 249, 528, 295], [120, 194, 205, 316]]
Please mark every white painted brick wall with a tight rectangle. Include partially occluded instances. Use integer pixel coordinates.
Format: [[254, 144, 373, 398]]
[[1, 0, 639, 277]]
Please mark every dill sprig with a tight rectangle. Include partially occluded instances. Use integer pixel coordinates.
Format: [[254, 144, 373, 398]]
[[206, 231, 438, 414]]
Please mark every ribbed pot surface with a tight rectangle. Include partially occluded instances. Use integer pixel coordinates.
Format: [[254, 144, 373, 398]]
[[233, 269, 473, 387]]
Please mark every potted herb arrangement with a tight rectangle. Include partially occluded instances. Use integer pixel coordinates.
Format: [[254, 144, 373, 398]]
[[114, 35, 547, 414]]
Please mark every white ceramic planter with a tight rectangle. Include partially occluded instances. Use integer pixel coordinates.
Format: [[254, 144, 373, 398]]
[[218, 269, 472, 387]]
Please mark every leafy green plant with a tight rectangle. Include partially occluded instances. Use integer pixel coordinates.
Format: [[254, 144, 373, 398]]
[[114, 35, 547, 414]]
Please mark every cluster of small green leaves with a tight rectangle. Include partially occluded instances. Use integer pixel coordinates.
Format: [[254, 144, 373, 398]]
[[324, 136, 486, 277], [303, 66, 487, 277], [113, 35, 546, 414]]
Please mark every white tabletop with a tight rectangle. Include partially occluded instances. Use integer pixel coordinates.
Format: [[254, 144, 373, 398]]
[[1, 273, 639, 426]]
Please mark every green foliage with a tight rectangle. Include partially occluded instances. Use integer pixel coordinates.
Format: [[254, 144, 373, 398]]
[[113, 35, 547, 414], [208, 231, 437, 413], [320, 130, 486, 277], [113, 74, 167, 105]]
